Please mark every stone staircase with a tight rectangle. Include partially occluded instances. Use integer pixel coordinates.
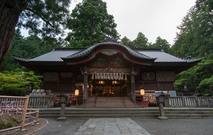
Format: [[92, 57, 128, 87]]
[[84, 96, 136, 108], [123, 97, 136, 108], [39, 97, 213, 119], [84, 96, 96, 108], [37, 95, 213, 119], [38, 107, 213, 118], [95, 97, 125, 108]]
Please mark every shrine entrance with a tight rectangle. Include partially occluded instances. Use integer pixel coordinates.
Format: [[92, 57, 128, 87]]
[[88, 67, 131, 97], [91, 80, 127, 97]]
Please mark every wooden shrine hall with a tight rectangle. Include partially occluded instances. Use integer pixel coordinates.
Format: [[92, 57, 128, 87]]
[[14, 41, 201, 106]]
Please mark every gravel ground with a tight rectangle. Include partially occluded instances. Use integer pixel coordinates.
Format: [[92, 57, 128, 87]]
[[1, 119, 48, 135], [133, 118, 213, 135], [32, 117, 88, 135]]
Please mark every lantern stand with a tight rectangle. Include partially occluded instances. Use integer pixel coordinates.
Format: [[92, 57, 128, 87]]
[[140, 87, 145, 107], [75, 88, 80, 107], [155, 92, 168, 120], [57, 93, 67, 120]]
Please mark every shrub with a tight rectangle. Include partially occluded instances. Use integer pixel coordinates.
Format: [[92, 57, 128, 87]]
[[0, 114, 21, 130], [0, 70, 41, 96]]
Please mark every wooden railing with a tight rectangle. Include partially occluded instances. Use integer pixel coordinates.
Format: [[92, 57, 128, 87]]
[[167, 96, 213, 107], [28, 95, 54, 108], [0, 95, 39, 132]]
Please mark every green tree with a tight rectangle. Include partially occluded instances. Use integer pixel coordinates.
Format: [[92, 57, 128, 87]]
[[0, 70, 41, 96], [2, 30, 57, 71], [196, 0, 213, 11], [2, 30, 26, 71], [175, 60, 213, 95], [120, 36, 133, 48], [0, 0, 72, 69], [132, 32, 149, 48], [171, 7, 197, 59], [171, 2, 213, 94], [66, 0, 120, 48], [150, 36, 171, 53], [171, 3, 213, 59]]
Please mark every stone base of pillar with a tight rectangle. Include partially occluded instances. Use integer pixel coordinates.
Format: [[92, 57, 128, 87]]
[[57, 103, 66, 120], [57, 116, 67, 121], [158, 116, 168, 120]]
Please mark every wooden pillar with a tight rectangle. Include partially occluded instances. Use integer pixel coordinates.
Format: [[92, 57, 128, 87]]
[[131, 67, 136, 104], [83, 67, 88, 104]]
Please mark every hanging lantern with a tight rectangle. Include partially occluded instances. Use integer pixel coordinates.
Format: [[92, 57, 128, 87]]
[[140, 87, 145, 96], [74, 88, 79, 97]]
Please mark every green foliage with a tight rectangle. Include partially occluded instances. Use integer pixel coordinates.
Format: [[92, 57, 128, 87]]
[[121, 33, 170, 51], [121, 36, 133, 47], [132, 32, 149, 48], [196, 0, 213, 11], [17, 0, 71, 41], [171, 3, 213, 59], [149, 37, 171, 53], [170, 2, 213, 94], [2, 30, 56, 71], [66, 0, 120, 48], [0, 0, 71, 69], [0, 70, 41, 96], [175, 60, 213, 94], [0, 114, 21, 130]]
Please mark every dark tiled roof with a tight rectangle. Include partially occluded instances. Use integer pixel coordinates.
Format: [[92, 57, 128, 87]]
[[13, 42, 201, 64], [62, 42, 155, 60], [17, 49, 81, 62], [137, 50, 186, 62]]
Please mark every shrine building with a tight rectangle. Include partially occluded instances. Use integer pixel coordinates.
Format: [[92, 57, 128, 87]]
[[14, 41, 201, 106]]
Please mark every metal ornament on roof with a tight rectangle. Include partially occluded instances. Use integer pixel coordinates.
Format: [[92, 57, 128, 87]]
[[100, 49, 118, 56]]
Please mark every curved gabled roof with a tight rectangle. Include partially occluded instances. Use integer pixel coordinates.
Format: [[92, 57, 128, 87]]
[[13, 41, 202, 71], [62, 42, 155, 60]]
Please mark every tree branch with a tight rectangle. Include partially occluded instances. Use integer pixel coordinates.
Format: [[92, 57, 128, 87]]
[[24, 7, 53, 27]]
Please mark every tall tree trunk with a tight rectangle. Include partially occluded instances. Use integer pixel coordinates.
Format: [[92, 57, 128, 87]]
[[0, 0, 22, 69]]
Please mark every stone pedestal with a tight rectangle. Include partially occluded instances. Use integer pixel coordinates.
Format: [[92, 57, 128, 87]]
[[158, 103, 168, 120], [57, 103, 66, 120]]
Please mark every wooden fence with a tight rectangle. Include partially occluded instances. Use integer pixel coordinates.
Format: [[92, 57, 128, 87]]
[[4, 95, 212, 108], [167, 96, 213, 107], [28, 95, 54, 108], [0, 95, 39, 132]]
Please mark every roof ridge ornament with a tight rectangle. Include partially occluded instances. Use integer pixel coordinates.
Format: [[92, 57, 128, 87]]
[[100, 49, 118, 56]]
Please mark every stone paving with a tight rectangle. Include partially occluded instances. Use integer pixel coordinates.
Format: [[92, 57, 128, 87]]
[[74, 118, 151, 135], [33, 117, 213, 135]]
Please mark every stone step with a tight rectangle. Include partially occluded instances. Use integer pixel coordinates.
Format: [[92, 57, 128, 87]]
[[38, 107, 213, 118], [94, 97, 125, 108]]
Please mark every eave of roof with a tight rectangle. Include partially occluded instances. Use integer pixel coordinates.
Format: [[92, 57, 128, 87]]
[[185, 58, 203, 63], [13, 57, 30, 62]]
